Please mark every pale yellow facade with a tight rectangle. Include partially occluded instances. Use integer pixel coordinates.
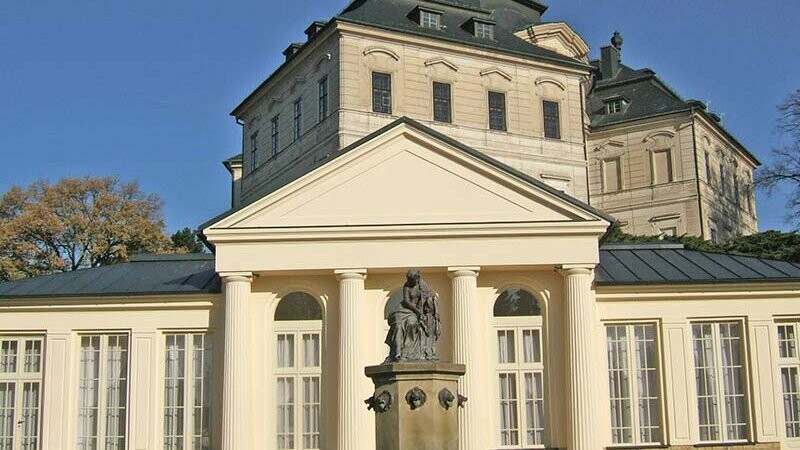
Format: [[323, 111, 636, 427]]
[[587, 111, 758, 239], [0, 2, 789, 450]]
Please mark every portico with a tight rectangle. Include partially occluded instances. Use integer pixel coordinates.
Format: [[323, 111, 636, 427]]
[[202, 117, 611, 450]]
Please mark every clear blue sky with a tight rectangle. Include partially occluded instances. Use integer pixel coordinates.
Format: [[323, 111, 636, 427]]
[[1, 0, 797, 233]]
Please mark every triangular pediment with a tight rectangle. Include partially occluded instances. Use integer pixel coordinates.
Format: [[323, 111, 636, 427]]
[[204, 119, 610, 237]]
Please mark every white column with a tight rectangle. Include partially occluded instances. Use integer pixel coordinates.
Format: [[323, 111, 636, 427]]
[[335, 269, 368, 450], [220, 272, 253, 450], [448, 267, 482, 450], [559, 265, 598, 450]]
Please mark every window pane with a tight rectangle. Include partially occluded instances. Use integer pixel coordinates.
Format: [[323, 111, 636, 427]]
[[420, 10, 440, 29], [498, 373, 518, 445], [493, 288, 540, 317], [302, 377, 320, 449], [78, 336, 101, 450], [524, 372, 544, 445], [719, 323, 746, 440], [693, 324, 720, 441], [105, 335, 128, 450], [433, 82, 451, 123], [318, 77, 328, 122], [164, 335, 186, 450], [277, 378, 295, 449], [783, 367, 800, 438], [607, 326, 632, 444], [779, 325, 797, 358], [302, 334, 320, 368], [193, 334, 214, 450], [0, 341, 17, 374], [0, 383, 15, 450], [275, 293, 322, 321], [522, 330, 541, 364], [372, 72, 392, 114], [543, 100, 560, 139], [634, 325, 661, 444], [488, 91, 506, 131], [497, 330, 515, 364], [277, 334, 295, 368], [22, 382, 40, 450]]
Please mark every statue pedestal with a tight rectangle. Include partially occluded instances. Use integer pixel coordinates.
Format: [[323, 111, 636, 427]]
[[365, 362, 466, 450]]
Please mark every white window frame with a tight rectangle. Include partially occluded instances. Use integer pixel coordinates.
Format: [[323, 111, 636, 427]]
[[77, 333, 130, 450], [777, 321, 800, 439], [274, 319, 322, 450], [0, 336, 44, 450], [493, 312, 546, 448], [691, 321, 751, 444], [605, 323, 664, 446], [162, 332, 214, 450]]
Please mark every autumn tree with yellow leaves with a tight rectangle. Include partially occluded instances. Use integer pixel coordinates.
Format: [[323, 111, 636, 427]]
[[0, 176, 174, 281]]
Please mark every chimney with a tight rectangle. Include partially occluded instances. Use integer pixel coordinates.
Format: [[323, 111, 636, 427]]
[[599, 31, 623, 80]]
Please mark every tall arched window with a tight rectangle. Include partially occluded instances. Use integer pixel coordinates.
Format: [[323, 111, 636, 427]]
[[274, 292, 323, 450], [493, 288, 545, 448]]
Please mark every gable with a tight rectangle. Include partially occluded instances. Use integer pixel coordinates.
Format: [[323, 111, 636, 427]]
[[205, 120, 608, 235]]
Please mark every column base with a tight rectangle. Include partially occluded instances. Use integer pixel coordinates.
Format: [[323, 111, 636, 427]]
[[365, 363, 466, 450]]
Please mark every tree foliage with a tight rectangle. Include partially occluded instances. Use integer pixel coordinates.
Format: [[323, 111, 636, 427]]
[[171, 227, 207, 253], [0, 176, 173, 281], [605, 224, 800, 262], [756, 88, 800, 226]]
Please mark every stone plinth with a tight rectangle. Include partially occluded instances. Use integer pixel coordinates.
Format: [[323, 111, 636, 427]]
[[365, 362, 466, 450]]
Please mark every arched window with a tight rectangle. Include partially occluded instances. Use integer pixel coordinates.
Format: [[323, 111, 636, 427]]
[[493, 288, 545, 448], [274, 292, 323, 450]]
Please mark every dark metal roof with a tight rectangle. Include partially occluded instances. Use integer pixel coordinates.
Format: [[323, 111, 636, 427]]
[[586, 62, 760, 165], [336, 0, 583, 69], [597, 244, 800, 285], [0, 254, 220, 299], [587, 63, 690, 128], [2, 245, 800, 299]]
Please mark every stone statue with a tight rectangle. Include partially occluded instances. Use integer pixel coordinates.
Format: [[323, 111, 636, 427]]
[[384, 269, 441, 363]]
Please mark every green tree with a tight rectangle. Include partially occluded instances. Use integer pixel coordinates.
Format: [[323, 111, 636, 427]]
[[756, 88, 800, 226], [0, 176, 173, 281], [171, 227, 207, 253]]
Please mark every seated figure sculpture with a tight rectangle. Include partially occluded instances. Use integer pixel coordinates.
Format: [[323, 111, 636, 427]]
[[384, 269, 441, 363]]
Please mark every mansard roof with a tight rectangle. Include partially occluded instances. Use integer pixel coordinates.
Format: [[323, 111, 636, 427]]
[[2, 244, 800, 299], [232, 0, 587, 116], [586, 61, 760, 165], [587, 62, 691, 128]]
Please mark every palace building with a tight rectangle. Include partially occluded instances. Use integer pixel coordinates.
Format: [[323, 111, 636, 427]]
[[0, 1, 794, 450]]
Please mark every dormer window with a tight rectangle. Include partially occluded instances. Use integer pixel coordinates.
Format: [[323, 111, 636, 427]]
[[474, 21, 494, 39], [605, 98, 627, 114], [420, 9, 441, 29], [410, 6, 443, 30]]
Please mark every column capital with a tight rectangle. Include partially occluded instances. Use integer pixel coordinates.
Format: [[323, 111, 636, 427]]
[[334, 269, 367, 281], [556, 264, 595, 276], [219, 271, 253, 283], [447, 266, 480, 278]]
